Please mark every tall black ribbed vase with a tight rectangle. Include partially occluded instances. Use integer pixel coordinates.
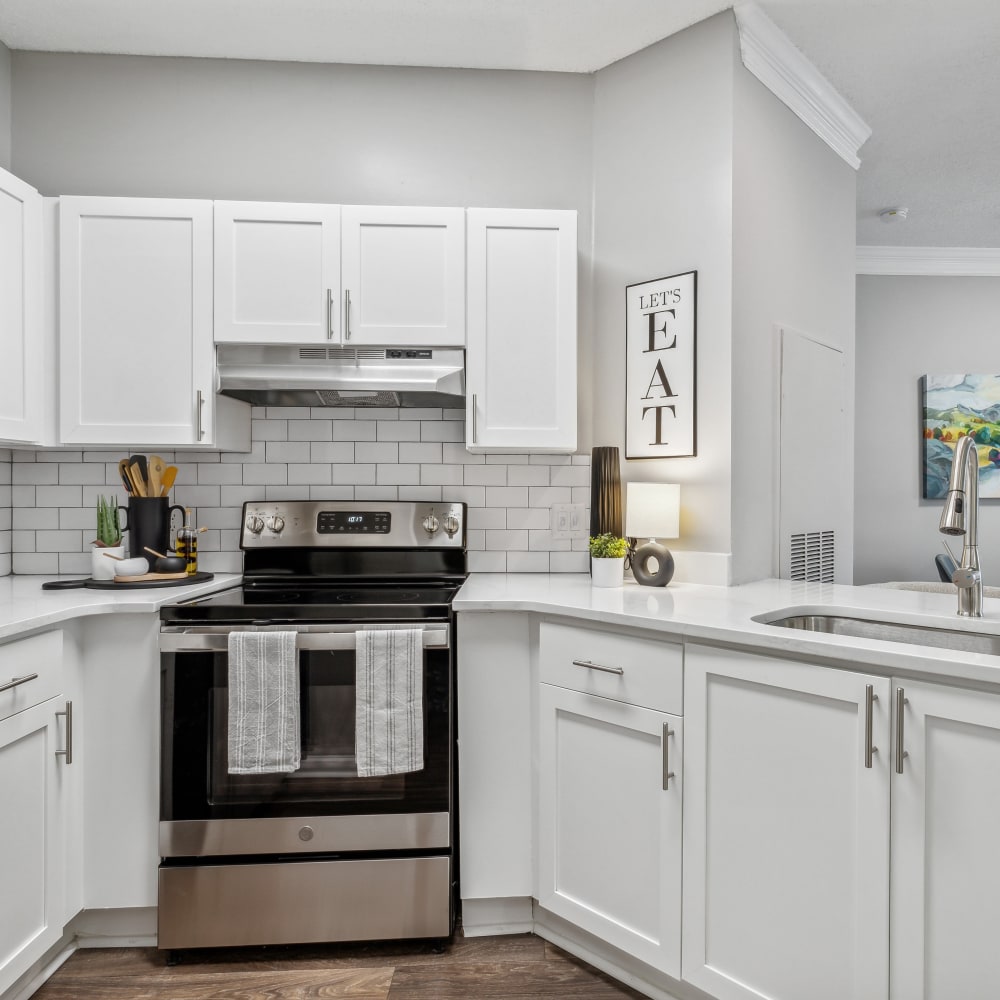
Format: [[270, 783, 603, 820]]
[[589, 446, 623, 539]]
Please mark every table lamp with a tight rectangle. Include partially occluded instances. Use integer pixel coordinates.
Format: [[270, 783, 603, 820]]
[[626, 483, 680, 586]]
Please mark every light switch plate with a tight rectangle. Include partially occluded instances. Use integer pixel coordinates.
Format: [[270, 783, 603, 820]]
[[551, 503, 588, 540]]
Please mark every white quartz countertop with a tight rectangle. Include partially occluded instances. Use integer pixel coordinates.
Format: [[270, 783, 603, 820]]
[[455, 573, 1000, 687], [0, 574, 241, 641]]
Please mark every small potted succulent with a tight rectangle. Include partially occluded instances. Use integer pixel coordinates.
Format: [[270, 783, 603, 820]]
[[589, 533, 628, 588], [91, 494, 124, 580]]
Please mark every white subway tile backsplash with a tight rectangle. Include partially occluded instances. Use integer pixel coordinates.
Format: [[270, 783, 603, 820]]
[[3, 408, 590, 576]]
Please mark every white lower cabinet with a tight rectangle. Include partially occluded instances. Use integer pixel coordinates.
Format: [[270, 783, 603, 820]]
[[682, 643, 890, 1000], [890, 678, 1000, 1000], [538, 684, 682, 977], [0, 630, 77, 997]]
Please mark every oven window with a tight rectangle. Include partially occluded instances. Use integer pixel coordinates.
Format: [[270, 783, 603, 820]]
[[161, 645, 451, 821]]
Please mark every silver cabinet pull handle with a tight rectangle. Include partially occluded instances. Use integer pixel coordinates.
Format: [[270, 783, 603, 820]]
[[471, 393, 478, 445], [326, 287, 334, 340], [895, 686, 909, 775], [0, 672, 38, 693], [662, 723, 675, 790], [571, 658, 624, 676], [344, 289, 352, 340], [864, 684, 878, 768], [55, 700, 73, 765], [196, 389, 206, 441]]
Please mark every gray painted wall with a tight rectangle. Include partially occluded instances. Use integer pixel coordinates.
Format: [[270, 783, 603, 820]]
[[592, 13, 735, 577], [0, 40, 11, 169], [11, 52, 597, 449], [731, 36, 857, 583], [854, 275, 1000, 584]]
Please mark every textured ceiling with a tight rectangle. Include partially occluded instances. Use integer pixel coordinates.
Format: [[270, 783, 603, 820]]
[[0, 0, 997, 248]]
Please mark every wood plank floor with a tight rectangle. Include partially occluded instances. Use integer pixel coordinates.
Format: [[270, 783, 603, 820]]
[[32, 932, 647, 999]]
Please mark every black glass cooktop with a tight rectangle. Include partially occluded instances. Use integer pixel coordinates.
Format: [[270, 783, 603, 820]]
[[160, 581, 462, 625]]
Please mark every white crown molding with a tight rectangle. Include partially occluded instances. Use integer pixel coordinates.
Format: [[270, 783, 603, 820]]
[[856, 246, 1000, 276], [733, 2, 871, 170]]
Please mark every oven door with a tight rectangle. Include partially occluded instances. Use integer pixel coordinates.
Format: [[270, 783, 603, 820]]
[[158, 622, 452, 858]]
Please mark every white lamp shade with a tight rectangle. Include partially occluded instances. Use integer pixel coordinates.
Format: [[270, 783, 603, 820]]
[[625, 482, 680, 539]]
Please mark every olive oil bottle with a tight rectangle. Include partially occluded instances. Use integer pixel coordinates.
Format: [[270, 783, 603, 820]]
[[175, 507, 198, 576]]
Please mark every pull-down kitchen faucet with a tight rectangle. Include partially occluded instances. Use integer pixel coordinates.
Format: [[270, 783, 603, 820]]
[[939, 434, 983, 617]]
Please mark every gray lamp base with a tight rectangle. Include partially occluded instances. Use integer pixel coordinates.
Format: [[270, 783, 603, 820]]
[[631, 540, 675, 587]]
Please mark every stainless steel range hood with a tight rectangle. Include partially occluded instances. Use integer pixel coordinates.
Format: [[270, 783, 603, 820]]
[[216, 345, 465, 408]]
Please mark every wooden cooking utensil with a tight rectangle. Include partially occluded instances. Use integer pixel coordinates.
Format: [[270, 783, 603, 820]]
[[158, 466, 178, 497], [117, 458, 133, 495], [129, 462, 147, 497], [148, 455, 165, 498]]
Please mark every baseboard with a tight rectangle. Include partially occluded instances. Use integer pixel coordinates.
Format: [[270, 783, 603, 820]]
[[459, 897, 534, 937], [4, 940, 76, 1000], [70, 907, 158, 948]]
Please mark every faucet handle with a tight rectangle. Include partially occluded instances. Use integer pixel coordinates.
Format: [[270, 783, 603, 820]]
[[953, 567, 982, 589]]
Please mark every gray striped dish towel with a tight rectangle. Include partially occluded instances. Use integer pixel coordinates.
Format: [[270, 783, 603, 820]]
[[355, 628, 424, 777], [228, 630, 301, 774]]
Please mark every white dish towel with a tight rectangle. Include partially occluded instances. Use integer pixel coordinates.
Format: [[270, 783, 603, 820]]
[[355, 628, 424, 777], [227, 630, 301, 774]]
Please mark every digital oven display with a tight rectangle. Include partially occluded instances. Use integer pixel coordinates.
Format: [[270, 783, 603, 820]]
[[316, 511, 391, 534]]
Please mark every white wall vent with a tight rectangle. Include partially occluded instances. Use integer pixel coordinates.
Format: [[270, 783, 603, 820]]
[[789, 530, 835, 583]]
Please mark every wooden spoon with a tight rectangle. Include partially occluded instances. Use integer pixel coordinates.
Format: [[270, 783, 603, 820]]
[[117, 458, 134, 495], [148, 455, 165, 498], [158, 466, 178, 497], [129, 462, 147, 497]]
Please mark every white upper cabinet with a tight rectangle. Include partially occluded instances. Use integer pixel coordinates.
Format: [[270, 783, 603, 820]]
[[59, 196, 247, 448], [0, 167, 44, 444], [214, 201, 341, 344], [340, 205, 466, 346], [466, 208, 577, 453]]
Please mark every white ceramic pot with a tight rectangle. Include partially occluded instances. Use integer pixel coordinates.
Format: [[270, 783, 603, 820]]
[[91, 544, 125, 580], [591, 556, 625, 588]]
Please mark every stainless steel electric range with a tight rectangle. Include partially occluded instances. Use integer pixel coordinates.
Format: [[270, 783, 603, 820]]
[[157, 500, 466, 954]]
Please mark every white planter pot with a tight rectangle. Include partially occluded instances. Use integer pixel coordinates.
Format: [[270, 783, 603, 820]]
[[91, 544, 125, 580], [591, 556, 625, 588]]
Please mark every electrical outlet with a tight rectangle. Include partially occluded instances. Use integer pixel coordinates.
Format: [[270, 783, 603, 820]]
[[551, 503, 587, 540]]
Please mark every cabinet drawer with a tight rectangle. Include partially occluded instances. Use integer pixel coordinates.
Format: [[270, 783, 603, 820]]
[[539, 621, 681, 713], [0, 631, 63, 722]]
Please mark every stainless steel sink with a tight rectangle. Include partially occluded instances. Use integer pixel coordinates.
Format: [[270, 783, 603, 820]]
[[758, 613, 1000, 656]]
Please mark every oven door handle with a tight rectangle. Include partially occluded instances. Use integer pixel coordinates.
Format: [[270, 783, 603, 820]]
[[159, 626, 450, 653]]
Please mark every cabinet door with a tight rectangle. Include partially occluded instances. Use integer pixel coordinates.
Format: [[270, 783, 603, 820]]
[[214, 201, 341, 344], [0, 698, 68, 996], [466, 209, 577, 453], [340, 205, 465, 346], [683, 644, 889, 1000], [890, 678, 1000, 1000], [59, 196, 215, 445], [537, 683, 682, 977], [0, 167, 44, 444]]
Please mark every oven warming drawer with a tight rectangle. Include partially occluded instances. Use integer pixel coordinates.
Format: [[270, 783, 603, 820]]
[[158, 855, 452, 949], [160, 811, 450, 857]]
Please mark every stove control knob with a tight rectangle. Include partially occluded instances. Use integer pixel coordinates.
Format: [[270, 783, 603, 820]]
[[422, 514, 440, 535], [443, 514, 460, 538], [246, 514, 265, 535], [267, 515, 286, 534]]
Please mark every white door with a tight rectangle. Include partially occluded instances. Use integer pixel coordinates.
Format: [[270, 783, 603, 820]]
[[59, 196, 215, 446], [214, 201, 341, 344], [340, 205, 465, 346], [0, 167, 44, 444], [890, 678, 1000, 1000], [683, 644, 890, 1000], [466, 209, 577, 453], [538, 684, 682, 977], [0, 698, 68, 996]]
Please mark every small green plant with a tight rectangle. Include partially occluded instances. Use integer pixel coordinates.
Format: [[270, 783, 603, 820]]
[[95, 495, 122, 547], [588, 533, 628, 559]]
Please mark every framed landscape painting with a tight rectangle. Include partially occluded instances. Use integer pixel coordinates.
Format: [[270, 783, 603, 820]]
[[922, 374, 1000, 499]]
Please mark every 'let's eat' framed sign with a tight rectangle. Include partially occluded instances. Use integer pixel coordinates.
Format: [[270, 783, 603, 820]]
[[625, 270, 697, 459]]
